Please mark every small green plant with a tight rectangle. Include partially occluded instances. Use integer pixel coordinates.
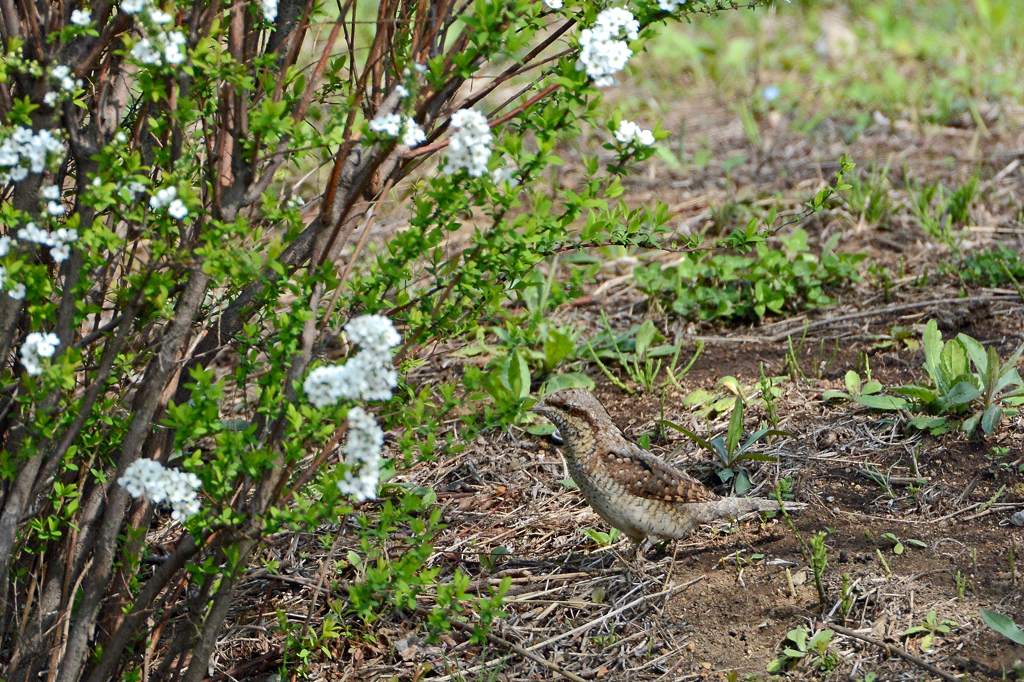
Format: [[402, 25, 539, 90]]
[[954, 570, 969, 599], [584, 527, 622, 547], [808, 531, 830, 608], [636, 228, 863, 323], [822, 368, 906, 410], [845, 166, 893, 228], [838, 574, 856, 621], [767, 626, 838, 674], [902, 610, 957, 652], [828, 320, 1024, 436], [587, 318, 701, 394], [907, 176, 978, 246], [955, 246, 1024, 288], [879, 532, 927, 555], [662, 396, 785, 495]]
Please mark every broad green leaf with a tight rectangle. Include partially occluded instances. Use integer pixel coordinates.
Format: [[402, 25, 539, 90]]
[[509, 351, 531, 400], [980, 609, 1024, 645], [786, 628, 808, 651], [940, 380, 981, 409], [542, 327, 575, 370], [956, 333, 988, 376], [542, 372, 594, 395], [634, 320, 658, 358], [726, 397, 744, 455], [844, 370, 861, 395], [939, 340, 969, 390], [854, 394, 909, 411], [980, 404, 1002, 435], [922, 320, 943, 383], [862, 380, 884, 395]]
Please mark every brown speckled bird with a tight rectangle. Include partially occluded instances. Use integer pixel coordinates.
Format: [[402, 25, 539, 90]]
[[532, 389, 805, 544]]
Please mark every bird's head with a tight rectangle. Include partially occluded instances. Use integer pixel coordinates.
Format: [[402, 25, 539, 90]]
[[531, 388, 613, 439]]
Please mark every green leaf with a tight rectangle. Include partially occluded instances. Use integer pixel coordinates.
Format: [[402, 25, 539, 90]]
[[844, 370, 862, 395], [854, 394, 909, 411], [660, 420, 716, 455], [939, 340, 969, 390], [726, 396, 744, 455], [542, 372, 594, 395], [980, 609, 1024, 645], [956, 333, 988, 376], [786, 627, 808, 651], [980, 404, 1002, 435], [634, 320, 658, 358], [940, 380, 981, 409], [509, 351, 531, 400], [922, 320, 944, 384]]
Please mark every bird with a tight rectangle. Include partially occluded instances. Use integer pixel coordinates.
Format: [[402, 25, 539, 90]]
[[531, 388, 805, 547]]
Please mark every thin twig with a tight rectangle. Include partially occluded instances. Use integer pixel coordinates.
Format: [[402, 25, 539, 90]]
[[828, 623, 961, 682]]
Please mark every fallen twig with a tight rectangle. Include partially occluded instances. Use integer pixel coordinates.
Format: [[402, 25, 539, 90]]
[[829, 623, 961, 682]]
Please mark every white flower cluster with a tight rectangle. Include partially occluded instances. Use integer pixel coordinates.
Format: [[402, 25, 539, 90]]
[[43, 64, 83, 107], [42, 184, 65, 216], [614, 120, 655, 146], [369, 113, 426, 147], [303, 315, 401, 408], [131, 31, 186, 65], [0, 127, 64, 184], [149, 186, 188, 219], [261, 0, 278, 22], [577, 7, 639, 87], [20, 332, 59, 375], [444, 108, 492, 177], [70, 9, 92, 25], [336, 407, 385, 501], [543, 0, 563, 9], [657, 0, 688, 10], [18, 222, 79, 263], [123, 1, 187, 66], [118, 458, 202, 521]]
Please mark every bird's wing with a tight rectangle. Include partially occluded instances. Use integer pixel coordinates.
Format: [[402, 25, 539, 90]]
[[597, 440, 719, 503]]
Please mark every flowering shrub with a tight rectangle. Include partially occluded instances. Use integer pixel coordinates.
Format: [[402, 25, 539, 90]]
[[0, 0, 772, 679]]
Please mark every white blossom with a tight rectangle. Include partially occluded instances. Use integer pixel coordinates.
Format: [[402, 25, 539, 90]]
[[369, 113, 402, 137], [614, 119, 655, 146], [46, 200, 66, 216], [543, 0, 563, 8], [130, 37, 161, 64], [20, 332, 59, 375], [149, 185, 177, 209], [395, 84, 410, 99], [260, 0, 278, 22], [657, 0, 688, 10], [444, 108, 492, 177], [577, 7, 639, 87], [70, 9, 92, 25], [41, 184, 60, 200], [8, 283, 25, 300], [344, 314, 401, 351], [0, 237, 10, 257], [17, 222, 79, 263], [130, 29, 187, 66], [167, 198, 188, 220], [401, 119, 426, 147], [336, 407, 384, 502], [370, 114, 426, 148], [162, 31, 187, 64], [0, 127, 65, 184], [304, 315, 401, 408], [121, 0, 148, 14], [148, 8, 172, 24], [118, 458, 202, 521]]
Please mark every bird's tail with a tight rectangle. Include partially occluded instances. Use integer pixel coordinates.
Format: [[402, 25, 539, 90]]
[[730, 497, 806, 516], [688, 496, 805, 525]]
